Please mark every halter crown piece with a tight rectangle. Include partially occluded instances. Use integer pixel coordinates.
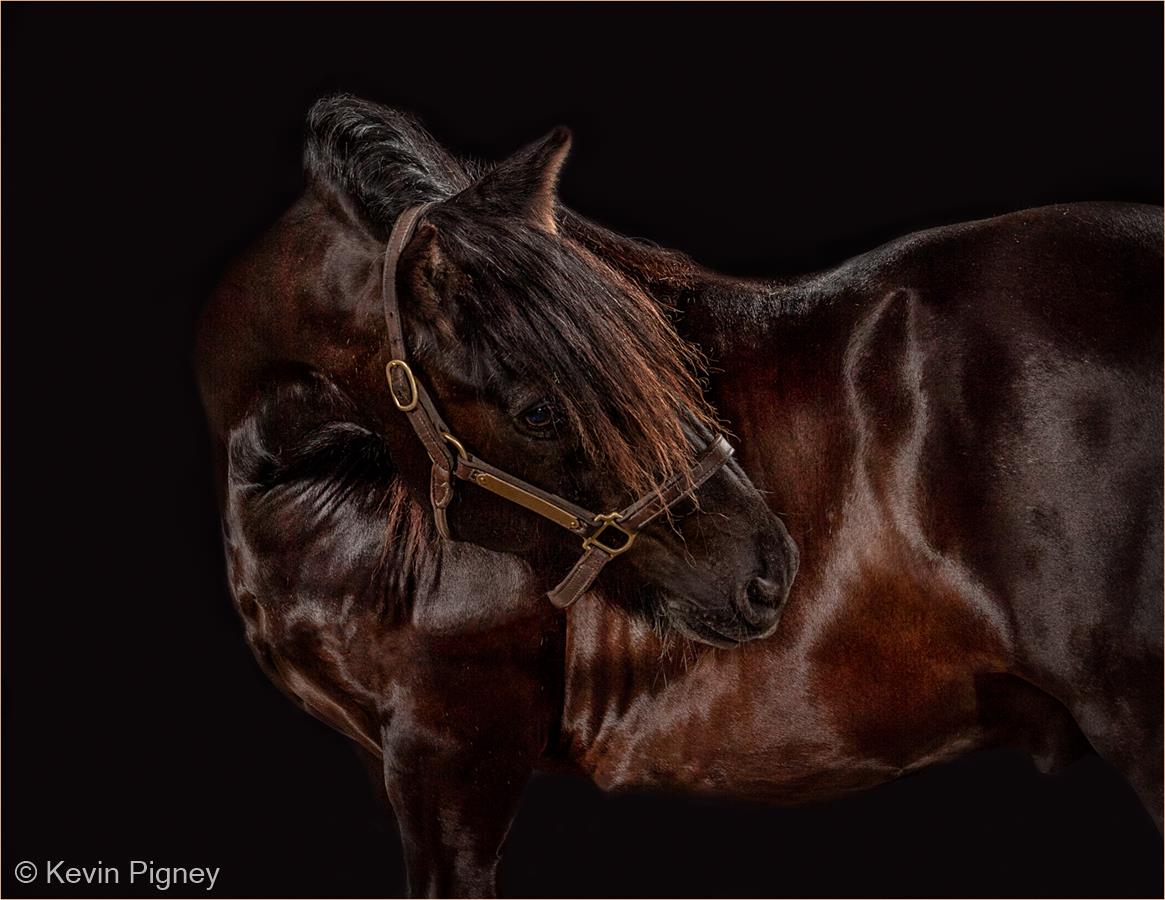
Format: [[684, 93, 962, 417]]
[[382, 203, 734, 608]]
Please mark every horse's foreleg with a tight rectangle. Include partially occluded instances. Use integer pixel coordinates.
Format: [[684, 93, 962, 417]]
[[381, 733, 535, 898]]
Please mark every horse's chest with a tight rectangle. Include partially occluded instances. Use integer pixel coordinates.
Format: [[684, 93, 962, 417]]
[[562, 567, 1000, 801]]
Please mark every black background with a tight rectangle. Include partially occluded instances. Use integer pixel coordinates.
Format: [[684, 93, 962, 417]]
[[3, 4, 1162, 897]]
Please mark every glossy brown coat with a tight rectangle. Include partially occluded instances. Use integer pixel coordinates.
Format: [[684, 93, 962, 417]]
[[197, 114, 1162, 895]]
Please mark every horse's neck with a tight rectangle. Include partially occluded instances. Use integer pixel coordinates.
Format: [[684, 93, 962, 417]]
[[668, 266, 857, 544], [556, 273, 870, 790], [572, 215, 862, 603], [554, 260, 848, 764], [680, 275, 797, 357], [664, 242, 860, 361]]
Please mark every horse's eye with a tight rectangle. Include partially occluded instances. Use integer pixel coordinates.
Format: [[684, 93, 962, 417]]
[[521, 402, 555, 431]]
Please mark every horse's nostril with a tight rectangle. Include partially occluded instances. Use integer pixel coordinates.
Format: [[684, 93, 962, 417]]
[[745, 576, 782, 611], [734, 575, 784, 632]]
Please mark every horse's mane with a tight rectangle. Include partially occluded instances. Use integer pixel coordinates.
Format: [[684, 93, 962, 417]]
[[304, 96, 718, 502], [227, 371, 439, 620], [304, 96, 477, 233], [304, 95, 705, 291], [559, 210, 705, 303]]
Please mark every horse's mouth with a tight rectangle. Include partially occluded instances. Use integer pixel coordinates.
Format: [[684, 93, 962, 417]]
[[661, 597, 780, 648]]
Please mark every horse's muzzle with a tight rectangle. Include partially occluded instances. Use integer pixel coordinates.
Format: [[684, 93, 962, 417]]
[[734, 534, 798, 636]]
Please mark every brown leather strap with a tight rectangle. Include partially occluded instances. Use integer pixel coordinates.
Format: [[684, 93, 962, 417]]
[[547, 545, 613, 609], [621, 434, 733, 530], [382, 202, 457, 538], [546, 435, 734, 607], [452, 455, 595, 536], [382, 203, 736, 609]]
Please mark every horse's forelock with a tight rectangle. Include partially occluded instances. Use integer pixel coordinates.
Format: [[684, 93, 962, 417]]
[[304, 97, 717, 499], [430, 210, 717, 501]]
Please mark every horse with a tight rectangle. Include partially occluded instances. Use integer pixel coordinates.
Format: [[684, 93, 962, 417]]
[[196, 96, 1163, 897]]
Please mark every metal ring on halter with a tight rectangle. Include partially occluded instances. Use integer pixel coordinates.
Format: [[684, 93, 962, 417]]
[[441, 431, 468, 460], [386, 359, 419, 412], [582, 512, 637, 556]]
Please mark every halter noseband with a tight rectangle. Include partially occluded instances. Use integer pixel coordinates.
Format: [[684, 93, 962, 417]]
[[381, 203, 734, 608]]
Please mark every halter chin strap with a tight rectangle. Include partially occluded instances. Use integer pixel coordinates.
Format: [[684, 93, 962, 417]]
[[381, 203, 734, 608]]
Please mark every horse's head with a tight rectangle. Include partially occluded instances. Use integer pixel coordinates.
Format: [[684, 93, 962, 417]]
[[303, 99, 798, 646]]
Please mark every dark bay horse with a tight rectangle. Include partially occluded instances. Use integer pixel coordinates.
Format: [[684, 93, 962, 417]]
[[196, 96, 1162, 896]]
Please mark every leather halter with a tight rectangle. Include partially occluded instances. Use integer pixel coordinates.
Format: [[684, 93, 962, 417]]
[[381, 203, 734, 608]]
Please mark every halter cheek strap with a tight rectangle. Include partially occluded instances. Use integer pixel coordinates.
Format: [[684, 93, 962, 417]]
[[382, 203, 457, 540], [381, 203, 734, 607]]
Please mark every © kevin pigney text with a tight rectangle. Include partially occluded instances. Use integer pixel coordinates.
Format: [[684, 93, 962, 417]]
[[43, 860, 220, 891]]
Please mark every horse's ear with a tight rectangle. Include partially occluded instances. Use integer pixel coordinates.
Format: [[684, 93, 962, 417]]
[[401, 221, 450, 325], [407, 221, 441, 283], [452, 127, 572, 233]]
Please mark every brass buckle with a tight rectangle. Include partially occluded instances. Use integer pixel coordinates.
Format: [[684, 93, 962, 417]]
[[582, 512, 636, 556], [386, 359, 419, 412]]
